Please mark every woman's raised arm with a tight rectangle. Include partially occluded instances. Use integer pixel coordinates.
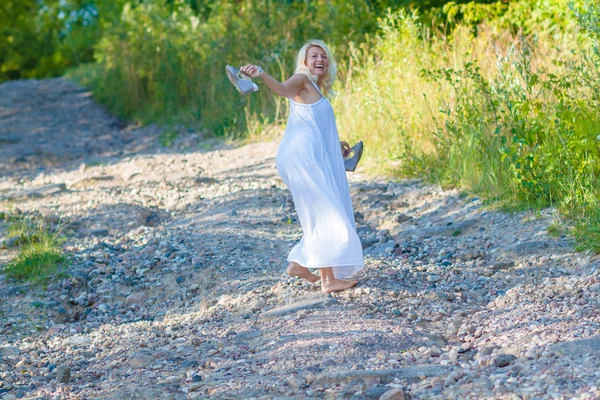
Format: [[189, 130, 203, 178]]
[[240, 65, 307, 99]]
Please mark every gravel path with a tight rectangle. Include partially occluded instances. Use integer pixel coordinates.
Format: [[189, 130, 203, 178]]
[[1, 78, 599, 400]]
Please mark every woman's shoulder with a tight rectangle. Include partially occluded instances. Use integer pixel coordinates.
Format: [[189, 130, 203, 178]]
[[289, 73, 311, 83]]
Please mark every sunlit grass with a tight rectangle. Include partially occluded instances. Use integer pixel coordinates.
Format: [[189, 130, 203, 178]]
[[3, 217, 67, 285]]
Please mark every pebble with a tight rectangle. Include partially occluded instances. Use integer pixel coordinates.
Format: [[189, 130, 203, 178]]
[[55, 365, 71, 383], [379, 388, 406, 400]]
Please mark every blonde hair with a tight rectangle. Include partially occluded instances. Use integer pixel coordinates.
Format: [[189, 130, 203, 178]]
[[295, 39, 336, 96]]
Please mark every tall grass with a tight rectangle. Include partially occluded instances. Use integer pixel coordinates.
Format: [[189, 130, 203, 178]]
[[334, 4, 599, 250], [68, 0, 376, 135]]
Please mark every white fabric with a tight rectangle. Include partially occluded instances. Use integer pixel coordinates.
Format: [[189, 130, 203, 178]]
[[276, 82, 364, 279]]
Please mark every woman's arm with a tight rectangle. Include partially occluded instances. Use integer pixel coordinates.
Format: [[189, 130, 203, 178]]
[[240, 65, 307, 99]]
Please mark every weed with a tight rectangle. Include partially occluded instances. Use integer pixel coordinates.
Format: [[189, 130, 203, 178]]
[[547, 223, 562, 237], [3, 217, 68, 285], [159, 130, 179, 147]]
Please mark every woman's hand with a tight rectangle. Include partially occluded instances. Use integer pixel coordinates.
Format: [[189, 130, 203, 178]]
[[340, 141, 351, 158], [240, 64, 264, 79]]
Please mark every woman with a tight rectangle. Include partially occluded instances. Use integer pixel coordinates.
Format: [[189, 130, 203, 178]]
[[241, 40, 364, 293]]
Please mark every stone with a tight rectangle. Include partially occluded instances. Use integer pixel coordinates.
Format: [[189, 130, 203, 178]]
[[124, 292, 146, 306], [494, 354, 517, 368], [55, 365, 71, 383], [409, 219, 478, 238], [217, 295, 233, 306], [261, 296, 335, 320], [129, 355, 154, 367], [43, 214, 61, 224], [364, 385, 390, 399], [4, 183, 67, 200], [379, 388, 405, 400], [0, 236, 20, 249], [61, 335, 91, 348], [89, 229, 109, 236], [287, 377, 303, 390], [189, 383, 203, 392], [323, 358, 335, 367], [311, 366, 450, 386], [548, 336, 600, 358]]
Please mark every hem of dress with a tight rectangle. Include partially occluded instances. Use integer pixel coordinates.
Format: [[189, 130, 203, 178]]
[[287, 258, 364, 270]]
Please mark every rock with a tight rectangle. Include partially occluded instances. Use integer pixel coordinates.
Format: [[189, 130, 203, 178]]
[[61, 335, 91, 348], [0, 135, 20, 144], [189, 382, 203, 392], [364, 385, 390, 399], [589, 283, 600, 292], [124, 292, 146, 306], [129, 355, 154, 367], [492, 260, 515, 271], [250, 299, 266, 311], [548, 336, 600, 358], [311, 366, 450, 386], [395, 214, 412, 223], [287, 377, 303, 390], [89, 229, 109, 236], [366, 242, 395, 256], [4, 183, 67, 200], [261, 296, 335, 320], [322, 358, 335, 367], [55, 365, 71, 383], [494, 354, 517, 368], [43, 214, 61, 224], [409, 219, 478, 238], [0, 236, 20, 249], [429, 348, 441, 357], [380, 388, 405, 400]]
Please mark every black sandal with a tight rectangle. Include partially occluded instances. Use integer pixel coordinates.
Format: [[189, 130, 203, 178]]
[[344, 141, 364, 172]]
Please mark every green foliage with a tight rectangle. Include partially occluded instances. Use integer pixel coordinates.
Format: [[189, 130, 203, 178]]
[[335, 4, 600, 251], [3, 217, 67, 284], [69, 0, 377, 134], [159, 130, 179, 147], [0, 0, 107, 81]]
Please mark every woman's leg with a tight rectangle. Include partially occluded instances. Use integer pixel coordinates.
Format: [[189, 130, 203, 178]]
[[287, 262, 320, 283], [320, 267, 358, 293]]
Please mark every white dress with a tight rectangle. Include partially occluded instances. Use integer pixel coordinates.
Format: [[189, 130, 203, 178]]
[[276, 82, 364, 279]]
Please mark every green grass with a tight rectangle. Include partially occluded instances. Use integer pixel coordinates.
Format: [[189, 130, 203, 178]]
[[159, 130, 179, 147], [331, 7, 600, 253], [573, 212, 600, 253], [3, 217, 67, 285], [547, 223, 562, 238]]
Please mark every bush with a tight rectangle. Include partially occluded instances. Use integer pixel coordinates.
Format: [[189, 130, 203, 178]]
[[70, 0, 376, 135], [334, 4, 600, 251]]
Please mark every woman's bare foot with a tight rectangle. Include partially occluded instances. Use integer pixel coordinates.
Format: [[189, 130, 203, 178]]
[[321, 278, 358, 293], [286, 262, 320, 283]]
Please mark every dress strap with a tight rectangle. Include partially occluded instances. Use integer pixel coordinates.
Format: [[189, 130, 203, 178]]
[[311, 80, 323, 95]]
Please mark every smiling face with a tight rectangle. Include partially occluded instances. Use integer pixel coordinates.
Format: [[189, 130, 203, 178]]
[[305, 46, 329, 77]]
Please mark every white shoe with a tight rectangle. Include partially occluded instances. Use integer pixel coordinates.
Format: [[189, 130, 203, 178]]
[[344, 141, 364, 172], [226, 65, 259, 95]]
